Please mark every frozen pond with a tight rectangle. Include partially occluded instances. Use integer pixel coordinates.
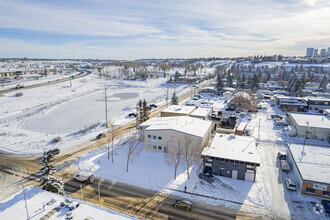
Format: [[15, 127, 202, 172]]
[[22, 89, 157, 133]]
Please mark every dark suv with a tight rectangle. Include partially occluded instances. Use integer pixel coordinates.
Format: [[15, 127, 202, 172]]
[[46, 148, 60, 156], [173, 199, 193, 211], [199, 173, 215, 183], [96, 133, 105, 139], [322, 200, 330, 214]]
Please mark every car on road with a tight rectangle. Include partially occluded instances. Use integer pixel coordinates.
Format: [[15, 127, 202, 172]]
[[148, 104, 157, 109], [275, 120, 288, 126], [96, 133, 105, 139], [280, 160, 291, 172], [173, 199, 193, 211], [74, 172, 94, 183], [15, 84, 24, 89], [285, 178, 297, 191], [271, 114, 283, 119], [278, 150, 287, 160], [322, 200, 330, 214], [198, 173, 215, 183], [46, 148, 60, 156], [128, 112, 136, 117]]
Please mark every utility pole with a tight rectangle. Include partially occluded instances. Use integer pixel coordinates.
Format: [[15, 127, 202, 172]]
[[105, 87, 108, 128], [98, 177, 102, 206], [166, 84, 169, 107], [80, 184, 84, 201], [258, 118, 261, 141], [22, 186, 29, 220]]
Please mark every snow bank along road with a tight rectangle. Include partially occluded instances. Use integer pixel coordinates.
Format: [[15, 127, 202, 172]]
[[0, 79, 260, 219], [0, 71, 91, 95]]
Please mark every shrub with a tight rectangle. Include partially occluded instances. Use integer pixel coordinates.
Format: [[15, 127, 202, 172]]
[[52, 136, 62, 143], [15, 92, 23, 97]]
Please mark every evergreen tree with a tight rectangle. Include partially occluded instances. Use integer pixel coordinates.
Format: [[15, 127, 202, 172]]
[[171, 91, 179, 105], [216, 74, 224, 92], [39, 151, 65, 195], [174, 71, 180, 82], [241, 73, 246, 89], [301, 73, 306, 89], [226, 72, 233, 87], [251, 73, 260, 91], [136, 99, 144, 124], [266, 71, 271, 81], [236, 76, 241, 88], [142, 99, 150, 122], [318, 75, 328, 92]]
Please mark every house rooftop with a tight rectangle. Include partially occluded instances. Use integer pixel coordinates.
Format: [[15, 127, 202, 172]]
[[161, 105, 196, 115], [140, 116, 212, 138], [289, 144, 330, 184], [289, 113, 330, 129], [202, 134, 260, 164]]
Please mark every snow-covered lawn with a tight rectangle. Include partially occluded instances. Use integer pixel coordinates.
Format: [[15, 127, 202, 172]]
[[0, 73, 191, 155], [0, 186, 134, 220]]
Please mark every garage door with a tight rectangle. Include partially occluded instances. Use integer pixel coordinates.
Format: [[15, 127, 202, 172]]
[[245, 171, 255, 182]]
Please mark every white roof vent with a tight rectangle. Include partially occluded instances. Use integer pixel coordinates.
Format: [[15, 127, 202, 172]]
[[229, 134, 236, 138]]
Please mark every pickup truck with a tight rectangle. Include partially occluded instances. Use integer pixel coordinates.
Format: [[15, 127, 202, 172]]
[[15, 84, 24, 89], [280, 160, 291, 172]]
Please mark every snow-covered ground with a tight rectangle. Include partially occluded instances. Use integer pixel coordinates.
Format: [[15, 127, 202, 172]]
[[0, 73, 192, 155], [0, 186, 134, 220]]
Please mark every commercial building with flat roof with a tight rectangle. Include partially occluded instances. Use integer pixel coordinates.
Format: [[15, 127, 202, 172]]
[[161, 105, 196, 117], [287, 144, 330, 198], [138, 116, 212, 153], [201, 134, 260, 182], [287, 112, 330, 142]]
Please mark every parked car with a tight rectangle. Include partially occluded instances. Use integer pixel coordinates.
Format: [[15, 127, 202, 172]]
[[74, 172, 94, 183], [96, 133, 105, 139], [278, 151, 287, 160], [128, 112, 136, 117], [15, 84, 24, 89], [173, 199, 193, 211], [46, 148, 60, 156], [198, 173, 215, 183], [271, 114, 283, 119], [285, 178, 297, 191], [322, 200, 330, 214], [275, 120, 288, 126], [280, 160, 291, 171]]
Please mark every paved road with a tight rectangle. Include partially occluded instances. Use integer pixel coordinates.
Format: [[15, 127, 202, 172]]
[[0, 78, 262, 219], [0, 71, 91, 95]]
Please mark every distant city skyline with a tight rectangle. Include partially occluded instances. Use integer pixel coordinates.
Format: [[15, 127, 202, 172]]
[[0, 0, 330, 59]]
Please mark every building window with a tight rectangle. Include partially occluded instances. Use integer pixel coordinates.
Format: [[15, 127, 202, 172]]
[[220, 160, 225, 164], [315, 102, 319, 105], [325, 102, 328, 105], [246, 165, 255, 169], [153, 145, 157, 149], [306, 188, 315, 194], [158, 136, 162, 140], [153, 135, 156, 139], [158, 146, 162, 150], [206, 158, 212, 163], [148, 144, 151, 149], [148, 135, 151, 138], [233, 161, 238, 167], [314, 107, 318, 111], [323, 191, 330, 197]]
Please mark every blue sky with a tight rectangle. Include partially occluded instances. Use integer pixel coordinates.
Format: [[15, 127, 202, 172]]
[[0, 0, 329, 59]]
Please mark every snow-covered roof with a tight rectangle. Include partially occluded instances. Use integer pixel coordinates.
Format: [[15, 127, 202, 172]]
[[161, 105, 196, 115], [202, 134, 260, 164], [189, 107, 212, 118], [141, 116, 212, 138], [289, 144, 330, 184], [289, 113, 330, 129]]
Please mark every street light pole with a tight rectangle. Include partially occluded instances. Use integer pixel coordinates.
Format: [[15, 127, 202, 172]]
[[105, 87, 108, 128]]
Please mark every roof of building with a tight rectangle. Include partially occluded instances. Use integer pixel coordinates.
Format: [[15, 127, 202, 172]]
[[161, 105, 196, 115], [289, 144, 330, 184], [189, 107, 213, 118], [202, 134, 260, 164], [140, 116, 212, 138], [289, 113, 330, 129]]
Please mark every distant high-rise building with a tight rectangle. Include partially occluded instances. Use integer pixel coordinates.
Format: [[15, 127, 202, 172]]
[[313, 49, 318, 57], [327, 47, 330, 55], [306, 48, 314, 57], [320, 49, 326, 56]]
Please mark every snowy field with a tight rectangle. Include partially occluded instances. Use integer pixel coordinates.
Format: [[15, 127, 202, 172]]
[[0, 187, 134, 220], [0, 73, 191, 155]]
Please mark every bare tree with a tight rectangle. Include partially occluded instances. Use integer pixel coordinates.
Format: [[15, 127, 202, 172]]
[[126, 132, 142, 172], [182, 136, 203, 179], [106, 121, 119, 163], [165, 141, 183, 180], [159, 63, 171, 78]]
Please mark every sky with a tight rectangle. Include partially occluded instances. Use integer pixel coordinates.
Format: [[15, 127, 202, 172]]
[[0, 0, 329, 59]]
